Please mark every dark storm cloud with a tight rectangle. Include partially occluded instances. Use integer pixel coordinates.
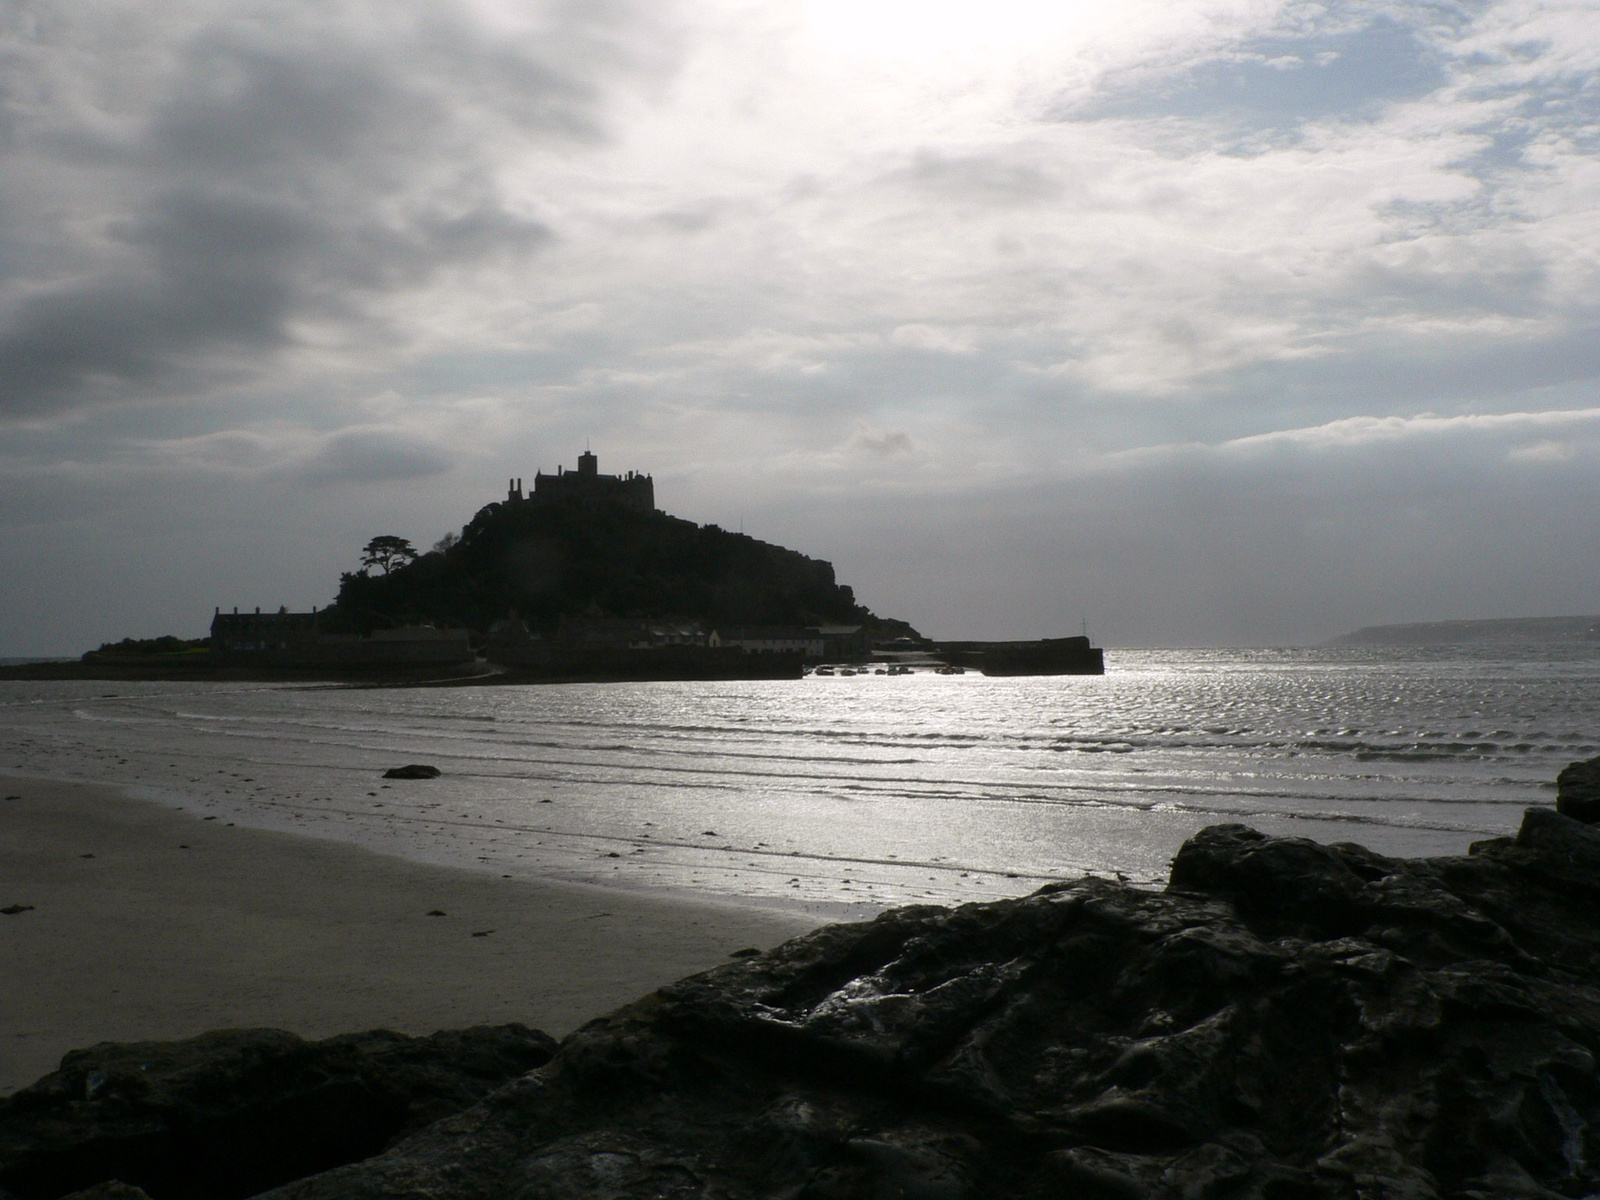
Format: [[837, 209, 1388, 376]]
[[0, 191, 312, 410], [851, 428, 913, 457], [298, 428, 451, 484], [0, 0, 655, 420]]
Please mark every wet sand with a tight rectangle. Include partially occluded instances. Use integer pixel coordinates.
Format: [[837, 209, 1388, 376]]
[[0, 775, 822, 1094]]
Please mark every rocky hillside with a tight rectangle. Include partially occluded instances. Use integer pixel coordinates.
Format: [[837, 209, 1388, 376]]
[[0, 1026, 555, 1200], [330, 492, 911, 638]]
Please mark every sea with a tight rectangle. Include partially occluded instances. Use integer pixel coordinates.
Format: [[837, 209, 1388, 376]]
[[3, 645, 1597, 918]]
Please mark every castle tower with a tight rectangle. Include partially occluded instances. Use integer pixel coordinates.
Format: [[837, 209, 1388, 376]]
[[530, 448, 656, 513]]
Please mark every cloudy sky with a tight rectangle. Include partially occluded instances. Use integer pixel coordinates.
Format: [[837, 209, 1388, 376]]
[[2, 0, 1597, 652]]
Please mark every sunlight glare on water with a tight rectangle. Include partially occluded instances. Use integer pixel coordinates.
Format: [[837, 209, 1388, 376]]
[[2, 645, 1596, 917]]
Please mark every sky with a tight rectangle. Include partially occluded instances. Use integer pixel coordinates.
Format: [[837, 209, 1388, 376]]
[[1, 0, 1597, 652]]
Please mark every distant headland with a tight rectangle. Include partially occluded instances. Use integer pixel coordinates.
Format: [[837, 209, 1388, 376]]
[[1328, 615, 1600, 647], [3, 449, 1103, 682]]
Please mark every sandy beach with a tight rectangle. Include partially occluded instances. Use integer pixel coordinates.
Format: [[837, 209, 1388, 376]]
[[0, 774, 822, 1095]]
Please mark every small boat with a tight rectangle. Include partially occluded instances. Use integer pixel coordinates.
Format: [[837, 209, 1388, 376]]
[[814, 666, 835, 676]]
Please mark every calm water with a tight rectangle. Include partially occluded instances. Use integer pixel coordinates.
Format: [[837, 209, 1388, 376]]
[[3, 646, 1597, 917]]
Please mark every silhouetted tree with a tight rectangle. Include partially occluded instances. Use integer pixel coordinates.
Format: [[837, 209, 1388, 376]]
[[361, 535, 418, 575]]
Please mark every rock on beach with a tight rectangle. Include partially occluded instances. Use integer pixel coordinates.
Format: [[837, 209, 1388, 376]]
[[0, 1026, 555, 1200], [13, 773, 1600, 1198], [1558, 752, 1600, 824], [262, 804, 1600, 1200], [380, 765, 441, 780]]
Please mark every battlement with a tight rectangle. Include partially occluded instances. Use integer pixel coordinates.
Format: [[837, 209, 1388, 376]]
[[506, 450, 655, 513]]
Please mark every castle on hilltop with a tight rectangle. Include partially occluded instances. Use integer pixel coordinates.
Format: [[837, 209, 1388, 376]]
[[505, 450, 655, 514]]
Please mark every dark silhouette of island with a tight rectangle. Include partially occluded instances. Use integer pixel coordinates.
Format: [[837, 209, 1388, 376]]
[[3, 449, 1107, 681], [330, 450, 897, 642], [297, 449, 915, 679]]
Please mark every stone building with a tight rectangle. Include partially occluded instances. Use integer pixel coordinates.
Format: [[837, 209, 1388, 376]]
[[210, 607, 471, 665], [711, 627, 826, 658], [210, 606, 321, 651], [504, 450, 655, 513]]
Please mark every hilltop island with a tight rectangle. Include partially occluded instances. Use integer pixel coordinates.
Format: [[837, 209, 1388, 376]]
[[2, 450, 1104, 682], [323, 451, 913, 680]]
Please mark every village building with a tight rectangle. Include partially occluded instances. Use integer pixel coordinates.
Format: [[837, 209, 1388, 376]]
[[710, 627, 826, 658], [209, 607, 471, 665], [553, 616, 709, 648], [814, 625, 871, 659], [210, 606, 321, 652]]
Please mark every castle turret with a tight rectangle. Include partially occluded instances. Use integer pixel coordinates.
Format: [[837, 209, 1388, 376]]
[[529, 448, 655, 513]]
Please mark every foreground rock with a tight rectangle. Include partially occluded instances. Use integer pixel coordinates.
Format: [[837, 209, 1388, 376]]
[[14, 807, 1600, 1200], [260, 809, 1600, 1200], [0, 1025, 555, 1200], [1558, 753, 1600, 823]]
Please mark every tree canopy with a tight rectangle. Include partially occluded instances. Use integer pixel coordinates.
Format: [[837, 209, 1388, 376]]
[[360, 535, 419, 575]]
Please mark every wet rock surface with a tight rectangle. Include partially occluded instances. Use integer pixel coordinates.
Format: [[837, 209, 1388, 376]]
[[16, 806, 1600, 1200], [262, 808, 1600, 1200], [381, 765, 441, 780], [1558, 754, 1600, 824], [0, 1025, 556, 1200]]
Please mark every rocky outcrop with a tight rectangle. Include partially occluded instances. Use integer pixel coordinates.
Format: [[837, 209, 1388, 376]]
[[1558, 754, 1600, 824], [16, 807, 1600, 1199], [381, 765, 442, 780], [0, 1025, 556, 1200], [235, 806, 1600, 1200]]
